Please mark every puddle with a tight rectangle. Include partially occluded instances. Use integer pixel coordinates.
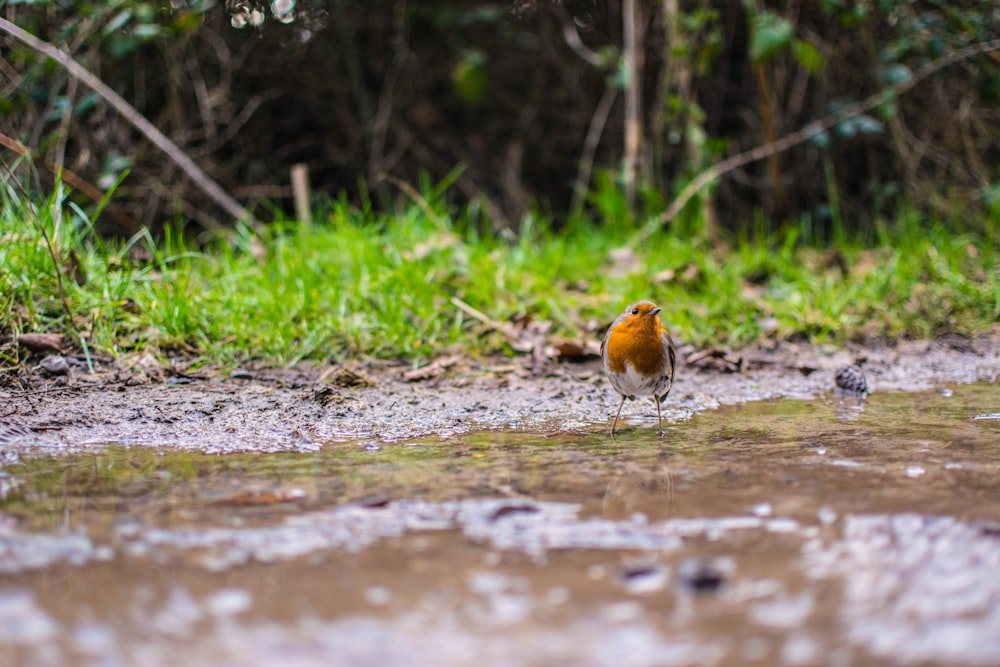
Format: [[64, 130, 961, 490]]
[[1, 382, 999, 666]]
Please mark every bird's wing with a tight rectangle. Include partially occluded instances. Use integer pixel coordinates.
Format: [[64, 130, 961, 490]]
[[663, 332, 676, 379]]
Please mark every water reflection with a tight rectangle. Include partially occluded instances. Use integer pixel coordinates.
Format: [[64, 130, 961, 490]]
[[0, 382, 999, 666], [832, 394, 867, 422]]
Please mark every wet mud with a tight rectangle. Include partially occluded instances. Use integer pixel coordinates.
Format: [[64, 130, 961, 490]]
[[2, 336, 998, 452], [0, 337, 999, 666]]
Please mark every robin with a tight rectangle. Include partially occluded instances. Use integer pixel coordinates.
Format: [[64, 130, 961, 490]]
[[601, 301, 676, 436]]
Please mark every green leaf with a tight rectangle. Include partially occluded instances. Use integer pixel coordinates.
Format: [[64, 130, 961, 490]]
[[133, 23, 162, 40], [103, 9, 133, 35], [452, 50, 488, 106], [808, 129, 831, 151], [609, 57, 629, 89], [835, 114, 884, 139], [879, 64, 912, 86], [750, 11, 794, 63], [853, 114, 885, 135], [75, 92, 99, 116], [105, 35, 138, 58], [792, 39, 825, 73]]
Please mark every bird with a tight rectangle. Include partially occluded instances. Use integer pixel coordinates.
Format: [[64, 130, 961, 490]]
[[601, 301, 676, 436]]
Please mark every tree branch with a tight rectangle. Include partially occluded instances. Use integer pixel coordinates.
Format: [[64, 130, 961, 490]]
[[632, 37, 1000, 246], [0, 17, 255, 227]]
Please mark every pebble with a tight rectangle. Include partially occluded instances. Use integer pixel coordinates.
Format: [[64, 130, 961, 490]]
[[676, 557, 733, 593], [39, 354, 69, 375], [618, 562, 669, 595]]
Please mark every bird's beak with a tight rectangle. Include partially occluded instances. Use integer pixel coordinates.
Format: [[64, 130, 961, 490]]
[[649, 307, 662, 316]]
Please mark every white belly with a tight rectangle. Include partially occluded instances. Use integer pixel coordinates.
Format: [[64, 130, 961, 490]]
[[609, 362, 672, 399]]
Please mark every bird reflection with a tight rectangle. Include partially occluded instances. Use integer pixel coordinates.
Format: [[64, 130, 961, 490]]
[[602, 464, 674, 523], [603, 461, 675, 589]]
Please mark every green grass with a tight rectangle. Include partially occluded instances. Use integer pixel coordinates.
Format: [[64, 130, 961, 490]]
[[1, 179, 998, 368]]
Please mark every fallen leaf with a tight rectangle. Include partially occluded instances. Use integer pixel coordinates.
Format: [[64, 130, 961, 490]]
[[123, 351, 165, 382], [319, 365, 375, 388], [685, 347, 742, 373], [652, 269, 675, 283], [547, 338, 601, 361], [681, 263, 701, 284], [405, 232, 459, 261], [17, 333, 68, 354], [250, 235, 268, 264], [403, 354, 463, 382]]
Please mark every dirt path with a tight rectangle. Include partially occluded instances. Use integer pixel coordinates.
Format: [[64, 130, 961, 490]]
[[2, 335, 1000, 667], [2, 335, 999, 454]]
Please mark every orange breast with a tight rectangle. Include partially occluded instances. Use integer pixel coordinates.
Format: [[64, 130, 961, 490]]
[[605, 320, 668, 376]]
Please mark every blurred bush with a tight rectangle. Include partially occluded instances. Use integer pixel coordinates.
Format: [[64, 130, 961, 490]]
[[1, 0, 999, 236]]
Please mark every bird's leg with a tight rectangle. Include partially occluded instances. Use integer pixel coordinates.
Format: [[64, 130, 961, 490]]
[[655, 396, 664, 437], [611, 395, 626, 436]]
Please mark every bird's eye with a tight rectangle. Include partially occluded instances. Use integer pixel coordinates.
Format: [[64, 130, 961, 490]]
[[631, 308, 639, 315]]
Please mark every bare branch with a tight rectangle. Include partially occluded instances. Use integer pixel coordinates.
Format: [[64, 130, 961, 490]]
[[572, 84, 617, 214], [0, 16, 255, 227], [632, 38, 1000, 246], [622, 0, 642, 212]]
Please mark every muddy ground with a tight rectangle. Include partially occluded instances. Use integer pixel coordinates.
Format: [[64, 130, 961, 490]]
[[2, 334, 998, 453], [2, 335, 1000, 666]]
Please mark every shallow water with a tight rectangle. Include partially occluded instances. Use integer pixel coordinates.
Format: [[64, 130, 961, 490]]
[[1, 382, 999, 666]]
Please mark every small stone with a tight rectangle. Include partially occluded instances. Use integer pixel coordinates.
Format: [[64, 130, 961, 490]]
[[489, 504, 539, 521], [618, 561, 669, 594], [677, 557, 732, 593], [834, 365, 868, 395], [39, 355, 69, 375]]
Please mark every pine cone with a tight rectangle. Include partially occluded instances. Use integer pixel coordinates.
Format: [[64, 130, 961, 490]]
[[834, 365, 868, 395]]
